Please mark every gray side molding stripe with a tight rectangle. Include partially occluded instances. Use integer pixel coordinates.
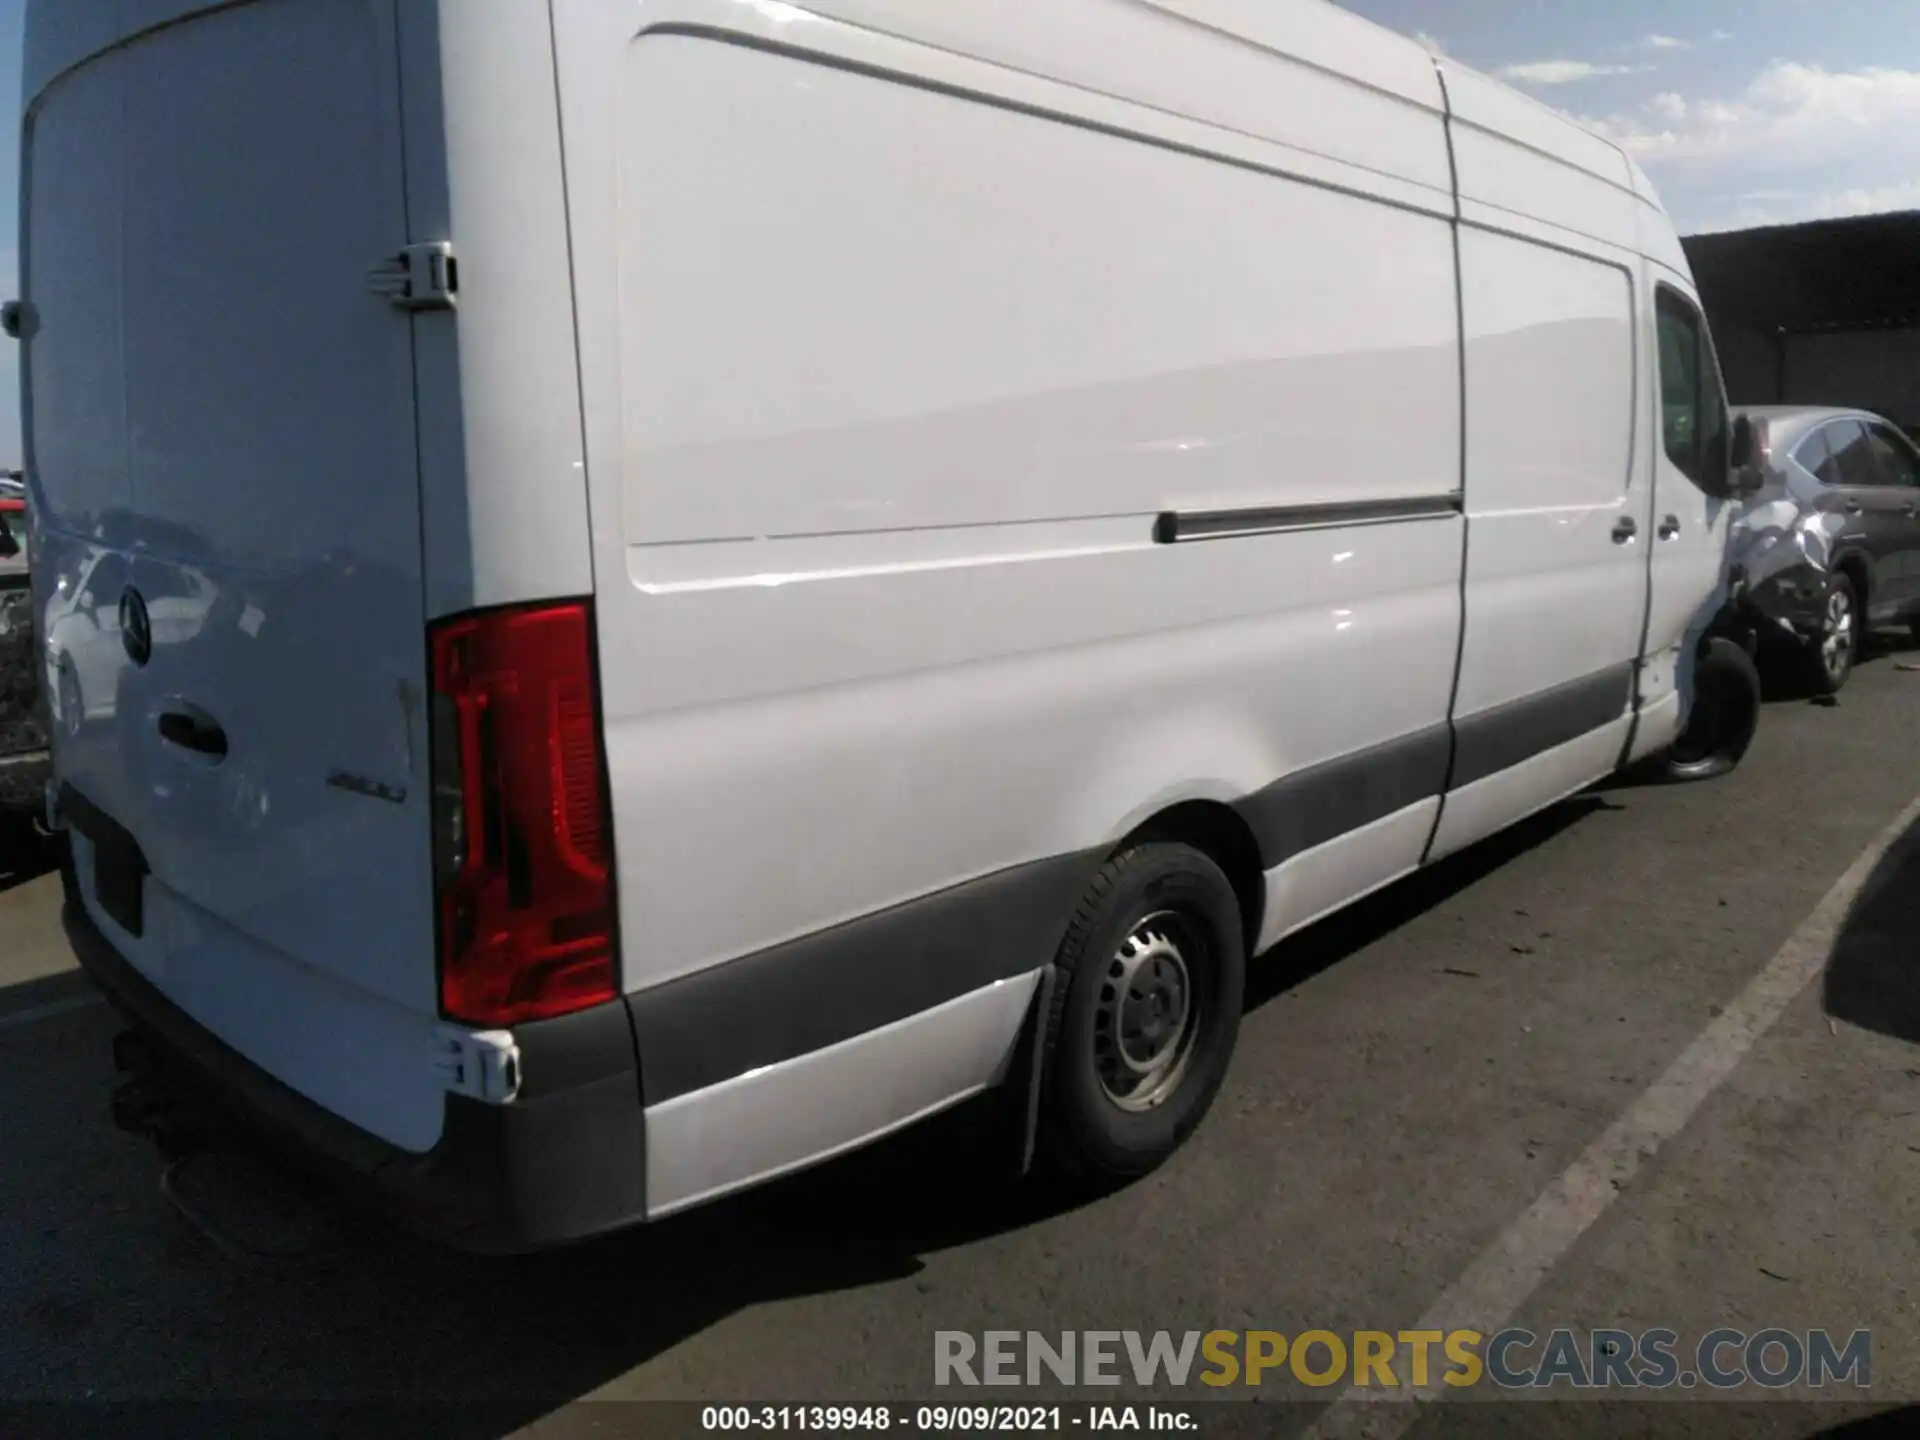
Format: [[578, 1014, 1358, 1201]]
[[1233, 722, 1453, 870], [626, 850, 1100, 1105], [1450, 662, 1636, 791]]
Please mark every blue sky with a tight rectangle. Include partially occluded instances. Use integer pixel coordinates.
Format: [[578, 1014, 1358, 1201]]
[[0, 2, 1913, 470]]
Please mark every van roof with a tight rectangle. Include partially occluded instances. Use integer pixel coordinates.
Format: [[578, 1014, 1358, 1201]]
[[787, 0, 1665, 229], [25, 0, 1669, 247]]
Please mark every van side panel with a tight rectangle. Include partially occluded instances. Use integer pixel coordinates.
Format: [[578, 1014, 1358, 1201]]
[[1427, 227, 1644, 861], [603, 33, 1461, 982], [554, 6, 1464, 1201]]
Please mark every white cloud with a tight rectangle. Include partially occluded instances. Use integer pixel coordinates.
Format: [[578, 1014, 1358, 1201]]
[[1711, 30, 1735, 42], [1591, 62, 1920, 165], [1412, 30, 1446, 56], [1500, 59, 1643, 86], [1643, 34, 1691, 51], [1585, 62, 1920, 231], [1646, 91, 1690, 122]]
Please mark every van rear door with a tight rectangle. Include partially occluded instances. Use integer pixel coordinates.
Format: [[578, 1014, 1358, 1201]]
[[25, 0, 446, 1151]]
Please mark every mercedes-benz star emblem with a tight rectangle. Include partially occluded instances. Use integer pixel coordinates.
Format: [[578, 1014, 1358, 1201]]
[[119, 587, 152, 667]]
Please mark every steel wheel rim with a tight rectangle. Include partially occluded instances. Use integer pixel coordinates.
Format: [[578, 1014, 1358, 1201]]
[[1822, 588, 1854, 681], [1094, 910, 1203, 1113]]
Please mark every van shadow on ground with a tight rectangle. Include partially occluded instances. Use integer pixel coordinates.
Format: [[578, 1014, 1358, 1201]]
[[1822, 803, 1920, 1046], [1805, 1409, 1920, 1439], [0, 796, 1615, 1437]]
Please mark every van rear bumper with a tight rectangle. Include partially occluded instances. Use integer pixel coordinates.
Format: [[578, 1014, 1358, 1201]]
[[61, 864, 650, 1255]]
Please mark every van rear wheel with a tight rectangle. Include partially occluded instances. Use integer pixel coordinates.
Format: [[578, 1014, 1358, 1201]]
[[1034, 842, 1244, 1184]]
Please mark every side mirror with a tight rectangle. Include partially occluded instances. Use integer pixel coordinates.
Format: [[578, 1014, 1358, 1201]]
[[1726, 414, 1766, 498]]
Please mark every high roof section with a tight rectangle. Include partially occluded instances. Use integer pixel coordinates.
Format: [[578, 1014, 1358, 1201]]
[[27, 0, 1686, 273], [1424, 50, 1683, 272], [794, 0, 1684, 270]]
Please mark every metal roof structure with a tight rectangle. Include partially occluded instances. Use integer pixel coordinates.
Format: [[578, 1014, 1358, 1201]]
[[1681, 210, 1920, 335]]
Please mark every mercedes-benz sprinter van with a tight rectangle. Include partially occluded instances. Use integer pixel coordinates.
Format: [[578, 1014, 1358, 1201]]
[[19, 0, 1754, 1251]]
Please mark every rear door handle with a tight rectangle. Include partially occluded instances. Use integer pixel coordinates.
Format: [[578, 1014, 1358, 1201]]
[[1657, 514, 1681, 540], [1611, 516, 1637, 544], [157, 708, 229, 761], [1844, 497, 1863, 514]]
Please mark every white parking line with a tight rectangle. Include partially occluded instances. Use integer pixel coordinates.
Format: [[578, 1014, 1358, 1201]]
[[1303, 787, 1920, 1440], [0, 991, 103, 1034]]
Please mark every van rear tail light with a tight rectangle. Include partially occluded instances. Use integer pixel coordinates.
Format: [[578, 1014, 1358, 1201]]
[[428, 600, 617, 1027]]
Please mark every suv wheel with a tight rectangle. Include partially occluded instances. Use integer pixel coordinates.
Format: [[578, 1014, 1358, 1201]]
[[1803, 573, 1860, 696]]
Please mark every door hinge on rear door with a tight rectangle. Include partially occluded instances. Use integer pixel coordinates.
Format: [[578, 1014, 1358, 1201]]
[[368, 241, 458, 312], [433, 1025, 521, 1105]]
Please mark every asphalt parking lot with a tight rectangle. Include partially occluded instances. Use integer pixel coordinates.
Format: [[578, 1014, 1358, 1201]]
[[3, 641, 1919, 1440]]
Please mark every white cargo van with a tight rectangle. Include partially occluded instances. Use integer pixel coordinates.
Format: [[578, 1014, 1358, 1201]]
[[18, 0, 1762, 1251]]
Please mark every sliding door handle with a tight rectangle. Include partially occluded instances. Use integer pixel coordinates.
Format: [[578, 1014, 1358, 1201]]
[[1657, 514, 1681, 540], [1611, 516, 1638, 544]]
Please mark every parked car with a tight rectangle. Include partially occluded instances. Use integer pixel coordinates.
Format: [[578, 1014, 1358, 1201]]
[[0, 477, 51, 813], [25, 0, 1758, 1252], [1727, 406, 1920, 694]]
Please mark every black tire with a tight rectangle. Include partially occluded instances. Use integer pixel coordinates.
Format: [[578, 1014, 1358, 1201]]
[[1662, 637, 1761, 782], [1799, 572, 1861, 696], [1034, 841, 1244, 1184]]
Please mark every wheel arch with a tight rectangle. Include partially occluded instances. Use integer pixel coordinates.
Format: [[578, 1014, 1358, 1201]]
[[1112, 799, 1266, 960], [1832, 548, 1872, 609]]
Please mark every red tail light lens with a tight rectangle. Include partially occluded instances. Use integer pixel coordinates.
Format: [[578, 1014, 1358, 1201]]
[[428, 600, 617, 1026]]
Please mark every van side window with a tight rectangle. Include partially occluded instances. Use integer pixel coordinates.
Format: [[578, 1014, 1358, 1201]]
[[1654, 289, 1728, 488]]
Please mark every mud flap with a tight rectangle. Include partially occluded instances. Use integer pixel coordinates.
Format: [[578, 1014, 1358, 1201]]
[[1014, 965, 1061, 1176]]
